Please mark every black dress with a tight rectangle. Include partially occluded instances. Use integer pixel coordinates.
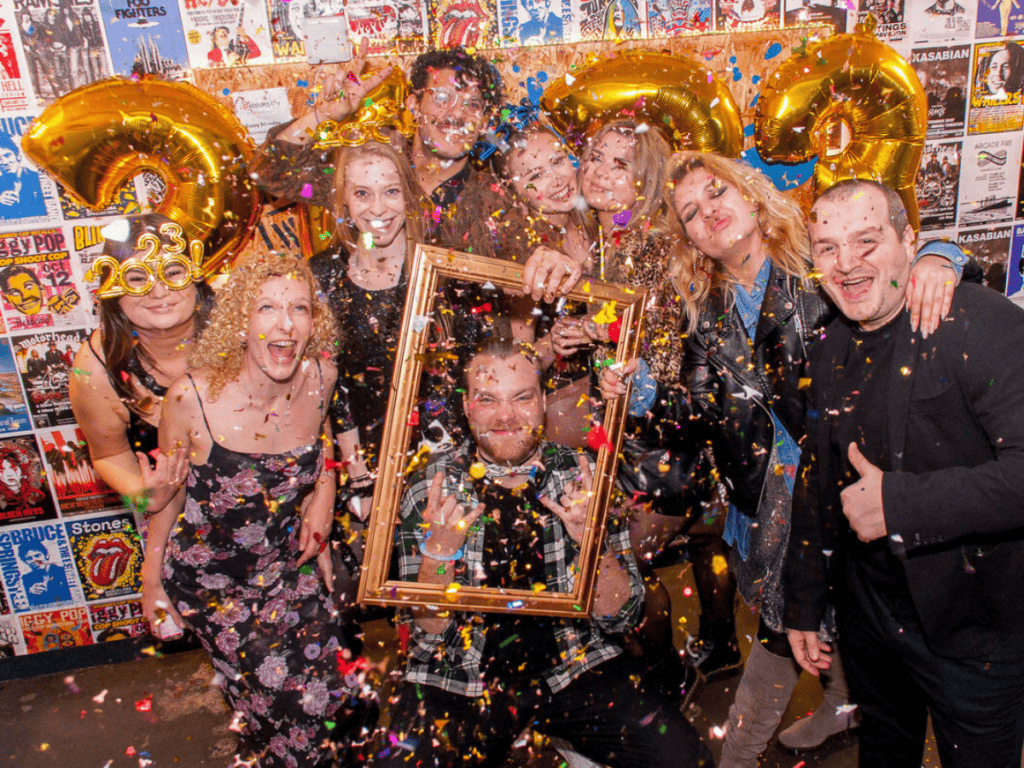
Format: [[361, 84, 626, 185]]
[[308, 246, 406, 470], [163, 378, 363, 768]]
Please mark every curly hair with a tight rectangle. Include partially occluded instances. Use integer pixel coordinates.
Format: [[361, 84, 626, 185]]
[[666, 152, 812, 332], [189, 252, 338, 401], [409, 46, 504, 114], [329, 135, 427, 264], [585, 120, 674, 233]]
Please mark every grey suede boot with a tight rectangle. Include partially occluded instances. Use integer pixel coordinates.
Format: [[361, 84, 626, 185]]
[[777, 645, 859, 751], [718, 640, 801, 768]]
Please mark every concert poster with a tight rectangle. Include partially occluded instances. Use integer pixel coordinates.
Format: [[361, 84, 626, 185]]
[[65, 512, 144, 602]]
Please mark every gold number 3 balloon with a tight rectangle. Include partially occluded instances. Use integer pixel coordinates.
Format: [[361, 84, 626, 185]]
[[22, 77, 260, 276], [541, 50, 744, 157], [755, 19, 928, 230]]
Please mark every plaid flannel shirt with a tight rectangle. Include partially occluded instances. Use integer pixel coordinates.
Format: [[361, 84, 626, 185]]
[[396, 441, 645, 697]]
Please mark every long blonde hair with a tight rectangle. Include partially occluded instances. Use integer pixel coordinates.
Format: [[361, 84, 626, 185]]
[[329, 134, 425, 272], [189, 252, 338, 400], [667, 152, 812, 331], [586, 119, 675, 234]]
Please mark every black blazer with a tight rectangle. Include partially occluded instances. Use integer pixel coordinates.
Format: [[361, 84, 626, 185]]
[[784, 283, 1024, 660]]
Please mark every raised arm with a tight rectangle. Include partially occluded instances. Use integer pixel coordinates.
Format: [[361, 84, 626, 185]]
[[274, 38, 393, 146]]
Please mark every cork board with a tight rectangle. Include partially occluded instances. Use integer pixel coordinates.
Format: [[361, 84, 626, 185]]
[[194, 25, 831, 143]]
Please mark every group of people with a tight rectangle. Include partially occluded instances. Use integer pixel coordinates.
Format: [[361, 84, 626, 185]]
[[63, 41, 1024, 768]]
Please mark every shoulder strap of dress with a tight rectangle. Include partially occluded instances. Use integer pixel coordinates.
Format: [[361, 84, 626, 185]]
[[86, 334, 105, 366], [316, 359, 325, 417], [185, 373, 214, 439]]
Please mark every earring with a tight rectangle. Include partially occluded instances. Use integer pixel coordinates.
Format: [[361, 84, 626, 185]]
[[756, 205, 772, 239]]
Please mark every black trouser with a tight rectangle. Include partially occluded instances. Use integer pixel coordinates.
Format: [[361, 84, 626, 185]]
[[377, 657, 714, 768], [838, 578, 1024, 768]]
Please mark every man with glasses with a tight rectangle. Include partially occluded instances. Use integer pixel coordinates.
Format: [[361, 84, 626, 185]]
[[254, 40, 581, 293], [255, 41, 506, 250]]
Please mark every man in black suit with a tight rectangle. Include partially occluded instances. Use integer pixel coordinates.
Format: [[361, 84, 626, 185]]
[[784, 179, 1024, 768]]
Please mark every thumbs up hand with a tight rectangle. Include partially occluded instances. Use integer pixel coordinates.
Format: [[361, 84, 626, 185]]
[[840, 443, 888, 543]]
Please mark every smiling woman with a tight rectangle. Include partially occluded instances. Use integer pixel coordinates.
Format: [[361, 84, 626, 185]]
[[68, 213, 214, 534], [139, 252, 374, 768], [309, 136, 426, 542]]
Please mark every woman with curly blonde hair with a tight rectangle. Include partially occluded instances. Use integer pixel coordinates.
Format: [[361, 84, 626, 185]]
[[604, 151, 969, 765], [141, 252, 370, 768]]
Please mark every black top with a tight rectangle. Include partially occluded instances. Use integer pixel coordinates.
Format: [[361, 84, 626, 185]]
[[87, 339, 164, 463], [308, 245, 407, 468], [831, 314, 917, 625]]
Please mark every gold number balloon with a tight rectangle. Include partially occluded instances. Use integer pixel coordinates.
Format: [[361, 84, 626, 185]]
[[300, 67, 413, 258], [22, 77, 260, 276], [755, 19, 928, 230], [540, 50, 744, 157]]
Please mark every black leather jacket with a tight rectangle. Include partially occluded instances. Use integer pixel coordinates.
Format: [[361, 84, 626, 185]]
[[647, 262, 834, 517]]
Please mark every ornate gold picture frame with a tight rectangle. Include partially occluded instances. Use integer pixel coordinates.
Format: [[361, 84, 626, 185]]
[[357, 244, 647, 618]]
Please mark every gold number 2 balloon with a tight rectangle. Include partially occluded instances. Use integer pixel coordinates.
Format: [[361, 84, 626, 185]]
[[22, 77, 260, 276], [541, 50, 744, 157], [755, 18, 928, 230]]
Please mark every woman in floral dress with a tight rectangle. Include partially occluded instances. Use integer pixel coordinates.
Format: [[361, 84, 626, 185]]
[[141, 252, 368, 768]]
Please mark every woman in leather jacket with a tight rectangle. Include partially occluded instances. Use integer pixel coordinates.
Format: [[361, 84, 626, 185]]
[[603, 151, 965, 766]]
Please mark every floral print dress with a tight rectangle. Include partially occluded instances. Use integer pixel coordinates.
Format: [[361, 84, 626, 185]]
[[163, 413, 360, 767]]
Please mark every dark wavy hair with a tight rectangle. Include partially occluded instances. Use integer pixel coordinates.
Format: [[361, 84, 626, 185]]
[[96, 213, 213, 414], [409, 46, 504, 114]]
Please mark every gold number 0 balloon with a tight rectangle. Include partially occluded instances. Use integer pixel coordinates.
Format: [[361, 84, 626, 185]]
[[22, 77, 260, 276], [755, 20, 928, 230], [541, 50, 744, 157]]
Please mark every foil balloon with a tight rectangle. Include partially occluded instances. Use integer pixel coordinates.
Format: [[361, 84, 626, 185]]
[[540, 50, 744, 157], [755, 18, 928, 230], [22, 77, 260, 276], [300, 67, 414, 257]]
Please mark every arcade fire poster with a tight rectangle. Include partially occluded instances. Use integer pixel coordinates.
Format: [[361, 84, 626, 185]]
[[958, 132, 1023, 228]]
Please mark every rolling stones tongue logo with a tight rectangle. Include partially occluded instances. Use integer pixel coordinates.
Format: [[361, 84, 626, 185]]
[[86, 536, 133, 587], [439, 0, 484, 47]]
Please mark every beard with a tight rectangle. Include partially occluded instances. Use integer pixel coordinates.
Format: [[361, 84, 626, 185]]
[[474, 426, 542, 467]]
